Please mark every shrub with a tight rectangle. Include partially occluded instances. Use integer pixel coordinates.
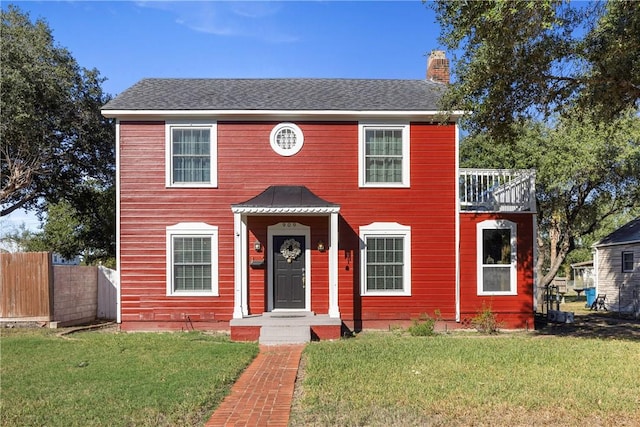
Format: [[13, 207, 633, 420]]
[[408, 313, 437, 336], [471, 304, 503, 334]]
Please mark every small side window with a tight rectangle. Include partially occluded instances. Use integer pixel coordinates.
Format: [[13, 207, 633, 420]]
[[477, 220, 517, 295], [622, 251, 634, 272]]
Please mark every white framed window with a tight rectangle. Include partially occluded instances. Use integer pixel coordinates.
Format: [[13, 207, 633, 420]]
[[477, 220, 517, 295], [165, 121, 217, 187], [166, 223, 218, 296], [622, 251, 634, 272], [358, 123, 410, 188], [360, 222, 411, 296], [270, 122, 304, 156]]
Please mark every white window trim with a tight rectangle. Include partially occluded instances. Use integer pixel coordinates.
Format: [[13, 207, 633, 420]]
[[166, 222, 219, 296], [165, 120, 217, 188], [360, 222, 411, 296], [358, 122, 410, 188], [270, 122, 304, 156], [477, 219, 517, 296]]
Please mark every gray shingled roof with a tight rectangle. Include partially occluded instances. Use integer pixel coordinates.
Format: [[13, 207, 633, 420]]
[[102, 78, 446, 111], [595, 217, 640, 246]]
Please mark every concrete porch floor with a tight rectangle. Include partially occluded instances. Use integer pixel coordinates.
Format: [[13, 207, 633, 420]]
[[230, 312, 343, 343]]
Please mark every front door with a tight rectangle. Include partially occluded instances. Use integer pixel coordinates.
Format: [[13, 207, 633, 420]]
[[273, 235, 306, 309]]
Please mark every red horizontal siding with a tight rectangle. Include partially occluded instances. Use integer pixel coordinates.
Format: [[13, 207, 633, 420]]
[[459, 213, 535, 328], [118, 120, 458, 327]]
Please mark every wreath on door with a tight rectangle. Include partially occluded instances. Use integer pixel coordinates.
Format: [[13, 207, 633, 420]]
[[280, 238, 301, 263]]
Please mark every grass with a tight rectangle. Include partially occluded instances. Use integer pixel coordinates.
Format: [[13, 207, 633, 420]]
[[3, 318, 639, 426], [552, 294, 594, 314], [0, 328, 258, 427], [290, 333, 640, 426]]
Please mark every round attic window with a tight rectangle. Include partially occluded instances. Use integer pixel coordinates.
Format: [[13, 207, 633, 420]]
[[270, 123, 304, 156]]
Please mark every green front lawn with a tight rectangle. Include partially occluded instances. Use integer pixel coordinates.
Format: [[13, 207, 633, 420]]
[[290, 333, 640, 426], [0, 328, 258, 427], [4, 326, 639, 426]]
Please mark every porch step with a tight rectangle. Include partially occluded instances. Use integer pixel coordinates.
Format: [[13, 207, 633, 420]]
[[259, 324, 311, 345]]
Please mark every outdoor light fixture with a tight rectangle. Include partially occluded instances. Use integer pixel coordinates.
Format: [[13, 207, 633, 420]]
[[317, 240, 326, 252], [254, 240, 262, 252]]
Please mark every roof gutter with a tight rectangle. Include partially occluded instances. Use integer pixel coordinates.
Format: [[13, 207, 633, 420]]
[[101, 109, 466, 121]]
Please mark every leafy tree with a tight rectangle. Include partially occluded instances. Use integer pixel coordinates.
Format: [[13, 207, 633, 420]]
[[1, 5, 114, 217], [3, 191, 115, 266], [0, 222, 42, 253], [433, 0, 640, 304], [28, 201, 81, 259], [72, 182, 116, 264], [1, 5, 115, 263], [431, 0, 640, 138], [460, 109, 640, 289]]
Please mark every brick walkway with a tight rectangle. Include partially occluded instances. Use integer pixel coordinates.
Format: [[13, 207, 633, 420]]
[[205, 344, 305, 427]]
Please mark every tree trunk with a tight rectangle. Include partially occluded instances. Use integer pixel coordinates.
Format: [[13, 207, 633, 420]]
[[535, 223, 572, 311]]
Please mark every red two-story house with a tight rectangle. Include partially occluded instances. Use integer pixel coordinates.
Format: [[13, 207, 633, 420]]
[[102, 52, 536, 340]]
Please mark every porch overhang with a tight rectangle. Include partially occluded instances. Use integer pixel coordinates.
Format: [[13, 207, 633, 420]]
[[231, 185, 340, 215], [231, 186, 341, 320]]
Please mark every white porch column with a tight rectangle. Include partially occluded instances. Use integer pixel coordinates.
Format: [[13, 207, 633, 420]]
[[328, 211, 340, 318], [233, 213, 248, 319]]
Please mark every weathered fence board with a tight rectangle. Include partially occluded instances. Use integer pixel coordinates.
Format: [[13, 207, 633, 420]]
[[0, 252, 53, 320]]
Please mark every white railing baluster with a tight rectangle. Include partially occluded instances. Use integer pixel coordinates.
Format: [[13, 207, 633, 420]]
[[459, 168, 536, 212]]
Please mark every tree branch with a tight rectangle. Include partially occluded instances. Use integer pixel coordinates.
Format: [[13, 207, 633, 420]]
[[0, 193, 37, 217]]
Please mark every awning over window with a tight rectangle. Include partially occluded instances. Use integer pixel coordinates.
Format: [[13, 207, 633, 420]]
[[231, 186, 340, 214]]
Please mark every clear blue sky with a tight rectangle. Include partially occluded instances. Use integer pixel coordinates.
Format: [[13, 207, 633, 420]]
[[10, 0, 444, 97], [2, 0, 445, 232]]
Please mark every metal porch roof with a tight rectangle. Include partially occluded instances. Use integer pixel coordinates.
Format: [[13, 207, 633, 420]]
[[231, 186, 340, 214]]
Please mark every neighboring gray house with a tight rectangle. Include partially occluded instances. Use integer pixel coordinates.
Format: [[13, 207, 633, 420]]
[[593, 217, 640, 316]]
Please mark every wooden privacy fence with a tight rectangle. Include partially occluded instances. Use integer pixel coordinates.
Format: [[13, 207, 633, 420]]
[[0, 252, 118, 325], [1, 252, 53, 321]]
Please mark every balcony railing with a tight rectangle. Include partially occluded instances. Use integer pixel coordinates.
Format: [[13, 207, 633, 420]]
[[459, 168, 536, 212]]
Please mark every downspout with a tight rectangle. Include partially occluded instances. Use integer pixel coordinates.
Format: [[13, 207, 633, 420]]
[[532, 214, 538, 314], [593, 246, 599, 294], [115, 119, 122, 325], [455, 123, 461, 322]]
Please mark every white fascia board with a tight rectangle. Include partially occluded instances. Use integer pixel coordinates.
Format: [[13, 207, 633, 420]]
[[593, 239, 640, 249], [101, 109, 466, 121], [231, 206, 340, 215]]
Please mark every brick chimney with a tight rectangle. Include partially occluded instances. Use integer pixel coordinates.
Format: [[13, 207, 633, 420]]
[[426, 50, 449, 84]]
